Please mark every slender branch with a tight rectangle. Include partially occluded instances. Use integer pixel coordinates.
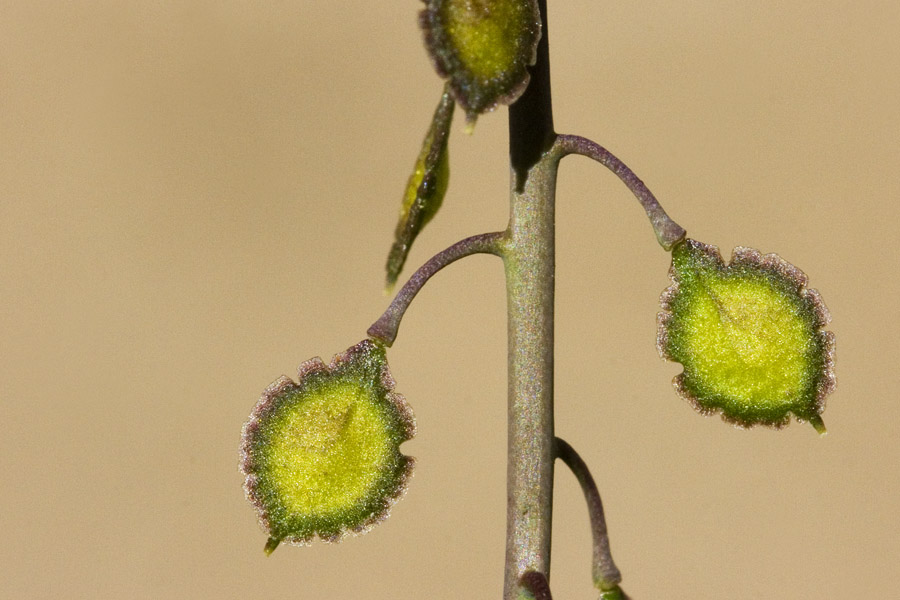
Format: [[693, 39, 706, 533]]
[[553, 134, 686, 250], [367, 231, 505, 346], [554, 437, 625, 594], [520, 571, 554, 600]]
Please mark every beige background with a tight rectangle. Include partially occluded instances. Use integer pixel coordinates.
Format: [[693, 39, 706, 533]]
[[2, 1, 898, 598]]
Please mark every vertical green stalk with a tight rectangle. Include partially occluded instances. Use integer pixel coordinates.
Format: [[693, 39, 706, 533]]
[[502, 154, 559, 598], [503, 1, 557, 597]]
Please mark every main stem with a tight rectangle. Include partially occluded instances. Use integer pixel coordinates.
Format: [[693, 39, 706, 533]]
[[503, 1, 557, 598]]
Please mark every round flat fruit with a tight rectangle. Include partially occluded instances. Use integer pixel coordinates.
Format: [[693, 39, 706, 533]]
[[241, 340, 415, 552], [658, 239, 835, 432]]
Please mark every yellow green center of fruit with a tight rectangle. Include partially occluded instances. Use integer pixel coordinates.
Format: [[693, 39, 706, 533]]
[[680, 274, 812, 410], [443, 0, 530, 80], [266, 380, 393, 517]]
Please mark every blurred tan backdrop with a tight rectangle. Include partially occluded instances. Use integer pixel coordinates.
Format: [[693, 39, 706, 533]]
[[2, 1, 898, 598]]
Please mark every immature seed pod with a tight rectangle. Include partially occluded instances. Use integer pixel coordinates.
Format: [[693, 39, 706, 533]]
[[420, 0, 541, 124], [386, 87, 454, 289], [657, 239, 835, 432], [241, 340, 415, 553]]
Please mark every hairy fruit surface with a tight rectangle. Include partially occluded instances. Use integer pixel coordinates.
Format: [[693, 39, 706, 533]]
[[241, 340, 416, 553], [658, 239, 835, 432], [421, 0, 541, 123]]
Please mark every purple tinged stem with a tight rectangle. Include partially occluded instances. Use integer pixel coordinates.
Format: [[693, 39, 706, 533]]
[[554, 437, 623, 592], [367, 231, 505, 347], [553, 134, 686, 251]]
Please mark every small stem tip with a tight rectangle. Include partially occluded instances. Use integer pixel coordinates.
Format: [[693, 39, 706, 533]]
[[263, 537, 281, 555], [810, 415, 827, 436], [600, 587, 632, 600]]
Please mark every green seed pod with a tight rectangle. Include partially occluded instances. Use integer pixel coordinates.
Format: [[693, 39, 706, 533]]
[[241, 340, 415, 553], [657, 239, 835, 432], [420, 0, 541, 124], [599, 588, 630, 600], [386, 87, 454, 290]]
